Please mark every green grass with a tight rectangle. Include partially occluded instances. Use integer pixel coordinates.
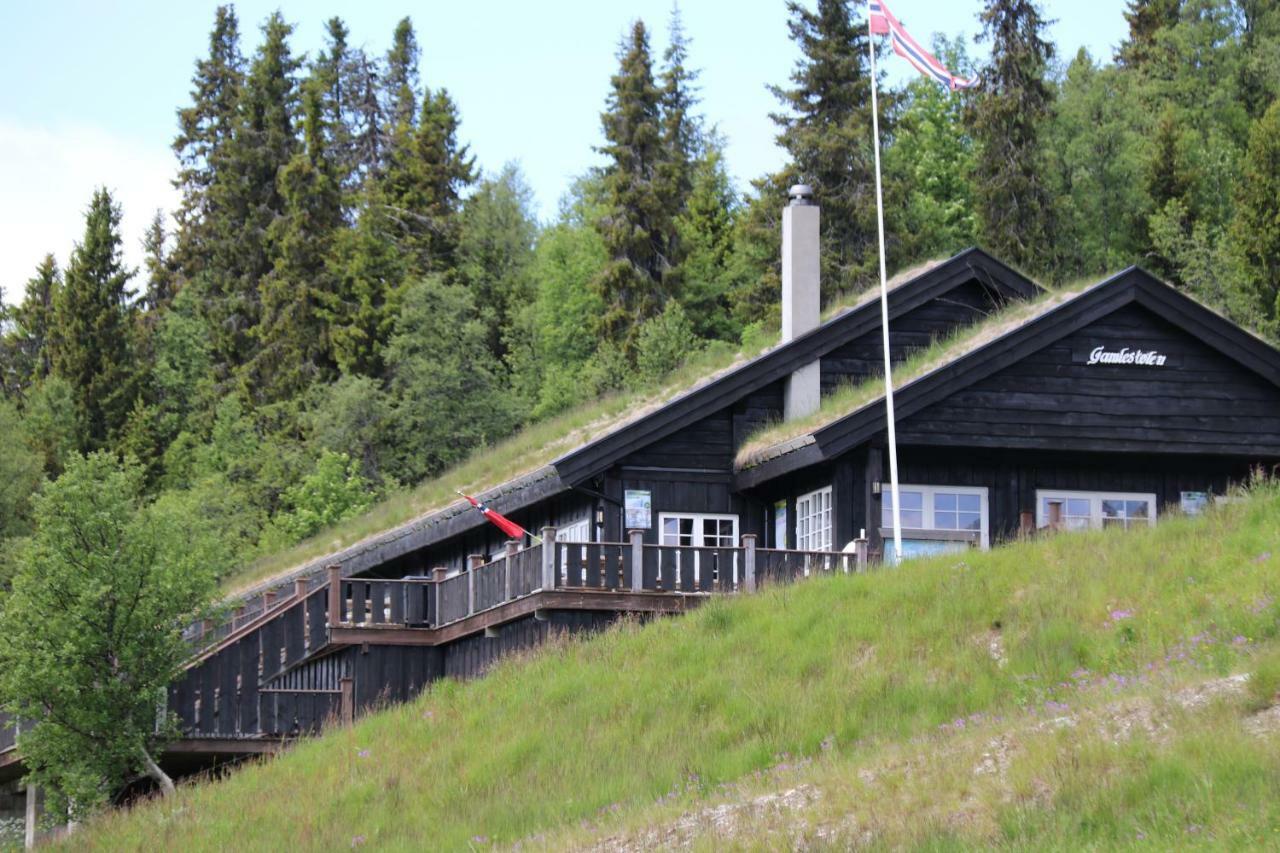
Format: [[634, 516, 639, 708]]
[[73, 482, 1280, 850]]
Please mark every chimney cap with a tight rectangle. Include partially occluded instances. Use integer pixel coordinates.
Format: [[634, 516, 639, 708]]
[[788, 184, 815, 205]]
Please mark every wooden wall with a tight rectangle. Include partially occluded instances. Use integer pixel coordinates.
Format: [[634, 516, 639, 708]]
[[896, 304, 1280, 457]]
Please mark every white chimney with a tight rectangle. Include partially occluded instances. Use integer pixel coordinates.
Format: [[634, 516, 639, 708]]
[[782, 184, 820, 420]]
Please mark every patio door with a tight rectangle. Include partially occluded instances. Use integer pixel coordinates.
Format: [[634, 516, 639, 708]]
[[658, 513, 739, 587]]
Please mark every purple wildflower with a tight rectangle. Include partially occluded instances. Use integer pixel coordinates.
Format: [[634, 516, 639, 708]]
[[351, 836, 367, 848], [1233, 635, 1249, 646], [1109, 608, 1135, 621], [357, 749, 370, 759]]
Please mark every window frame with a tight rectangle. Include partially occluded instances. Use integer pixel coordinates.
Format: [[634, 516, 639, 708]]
[[795, 486, 833, 552], [657, 512, 740, 549], [1035, 489, 1157, 531], [882, 484, 990, 549], [555, 517, 592, 543]]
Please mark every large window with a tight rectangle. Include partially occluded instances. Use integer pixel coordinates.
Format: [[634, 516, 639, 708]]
[[659, 513, 738, 548], [1036, 490, 1156, 531], [796, 487, 833, 551], [882, 485, 989, 549], [555, 518, 592, 543]]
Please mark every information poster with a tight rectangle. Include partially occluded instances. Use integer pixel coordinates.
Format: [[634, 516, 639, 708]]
[[624, 489, 652, 529], [1180, 491, 1210, 516]]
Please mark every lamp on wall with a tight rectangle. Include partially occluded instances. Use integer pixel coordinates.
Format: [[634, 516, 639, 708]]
[[871, 481, 882, 495]]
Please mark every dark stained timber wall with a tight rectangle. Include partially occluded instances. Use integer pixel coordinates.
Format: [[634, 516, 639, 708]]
[[896, 304, 1280, 456], [820, 279, 1012, 395]]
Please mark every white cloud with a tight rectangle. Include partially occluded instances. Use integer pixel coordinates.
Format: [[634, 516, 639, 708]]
[[0, 119, 178, 304]]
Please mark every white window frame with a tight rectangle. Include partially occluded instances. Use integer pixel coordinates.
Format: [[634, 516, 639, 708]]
[[657, 512, 739, 548], [555, 518, 592, 543], [657, 513, 740, 587], [882, 484, 990, 549], [1035, 489, 1157, 531], [795, 486, 833, 552]]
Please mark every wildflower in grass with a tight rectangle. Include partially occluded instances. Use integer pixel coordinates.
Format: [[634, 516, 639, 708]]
[[351, 836, 366, 847], [1108, 608, 1135, 622], [1234, 635, 1249, 646], [357, 749, 370, 759]]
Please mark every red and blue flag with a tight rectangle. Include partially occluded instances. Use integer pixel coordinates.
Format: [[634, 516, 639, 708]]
[[869, 0, 979, 91], [457, 491, 532, 541]]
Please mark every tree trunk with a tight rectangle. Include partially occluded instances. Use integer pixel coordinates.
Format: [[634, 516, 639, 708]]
[[139, 747, 176, 797]]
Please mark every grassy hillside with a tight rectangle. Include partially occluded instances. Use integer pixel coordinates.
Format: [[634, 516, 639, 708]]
[[76, 483, 1280, 850]]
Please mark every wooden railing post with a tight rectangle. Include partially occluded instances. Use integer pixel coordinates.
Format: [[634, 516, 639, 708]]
[[541, 527, 556, 590], [629, 530, 644, 592], [504, 540, 518, 603], [467, 555, 483, 616], [294, 577, 309, 601], [431, 567, 447, 626], [327, 564, 342, 626], [741, 534, 757, 593], [854, 537, 869, 572], [263, 590, 277, 612], [339, 677, 354, 726]]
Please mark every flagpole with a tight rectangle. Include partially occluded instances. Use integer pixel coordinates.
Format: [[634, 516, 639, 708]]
[[867, 12, 904, 565]]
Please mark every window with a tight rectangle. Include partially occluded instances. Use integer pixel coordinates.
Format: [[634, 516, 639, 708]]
[[882, 485, 989, 548], [1037, 490, 1156, 531], [773, 500, 787, 549], [555, 518, 592, 543], [658, 513, 740, 587], [658, 513, 738, 548], [796, 487, 832, 551]]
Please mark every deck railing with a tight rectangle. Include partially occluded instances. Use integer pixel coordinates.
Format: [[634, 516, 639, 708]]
[[325, 529, 869, 633]]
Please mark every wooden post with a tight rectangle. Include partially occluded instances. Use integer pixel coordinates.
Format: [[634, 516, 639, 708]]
[[293, 577, 309, 601], [541, 527, 556, 590], [263, 590, 277, 612], [24, 783, 36, 850], [855, 537, 869, 572], [629, 530, 644, 592], [327, 564, 342, 626], [431, 567, 447, 626], [1019, 511, 1035, 536], [467, 555, 483, 616], [339, 677, 354, 726], [504, 540, 518, 603], [742, 533, 757, 593]]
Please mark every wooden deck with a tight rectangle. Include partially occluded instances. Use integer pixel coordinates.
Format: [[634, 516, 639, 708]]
[[1, 534, 867, 779]]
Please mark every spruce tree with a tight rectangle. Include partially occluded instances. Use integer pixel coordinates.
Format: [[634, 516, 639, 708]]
[[1231, 101, 1280, 331], [660, 4, 701, 210], [9, 254, 61, 393], [324, 200, 408, 378], [1117, 0, 1182, 67], [379, 85, 476, 276], [594, 20, 678, 349], [769, 0, 883, 290], [384, 18, 421, 133], [969, 0, 1056, 275], [51, 189, 135, 450], [171, 5, 244, 280], [250, 77, 343, 403], [141, 211, 178, 313], [312, 17, 359, 195], [204, 11, 301, 370]]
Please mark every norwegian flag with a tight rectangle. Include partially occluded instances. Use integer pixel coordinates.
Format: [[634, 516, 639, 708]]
[[869, 0, 979, 91], [457, 491, 532, 541]]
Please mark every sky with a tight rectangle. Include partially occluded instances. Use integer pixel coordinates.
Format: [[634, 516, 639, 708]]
[[0, 0, 1129, 303]]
